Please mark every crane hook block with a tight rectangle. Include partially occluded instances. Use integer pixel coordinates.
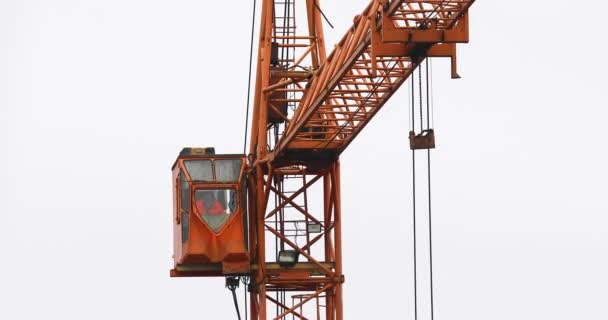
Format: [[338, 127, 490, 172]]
[[409, 129, 436, 150]]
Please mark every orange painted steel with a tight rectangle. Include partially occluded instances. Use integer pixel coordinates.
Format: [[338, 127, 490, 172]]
[[246, 1, 475, 319], [170, 0, 476, 319], [247, 164, 343, 319]]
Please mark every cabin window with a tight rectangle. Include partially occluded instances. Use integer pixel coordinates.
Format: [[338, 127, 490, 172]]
[[215, 159, 242, 182], [194, 189, 237, 232], [180, 171, 190, 212], [181, 211, 189, 243], [184, 160, 213, 181], [180, 171, 190, 243]]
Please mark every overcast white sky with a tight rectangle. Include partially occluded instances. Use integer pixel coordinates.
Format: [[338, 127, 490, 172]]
[[1, 0, 607, 319]]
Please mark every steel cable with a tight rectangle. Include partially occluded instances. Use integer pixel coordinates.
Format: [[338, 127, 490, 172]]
[[232, 289, 242, 320], [227, 277, 242, 320], [243, 0, 258, 154], [240, 2, 256, 318], [411, 59, 436, 320], [411, 72, 419, 320], [314, 0, 334, 29], [241, 276, 250, 320], [425, 58, 435, 320], [419, 61, 424, 132]]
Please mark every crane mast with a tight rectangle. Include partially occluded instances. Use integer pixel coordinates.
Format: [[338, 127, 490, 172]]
[[247, 1, 474, 319], [169, 1, 476, 319]]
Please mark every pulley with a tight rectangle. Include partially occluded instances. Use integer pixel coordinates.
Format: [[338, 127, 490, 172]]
[[409, 129, 435, 150]]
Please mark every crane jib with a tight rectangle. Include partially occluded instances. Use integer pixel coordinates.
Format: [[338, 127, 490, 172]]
[[271, 0, 475, 162]]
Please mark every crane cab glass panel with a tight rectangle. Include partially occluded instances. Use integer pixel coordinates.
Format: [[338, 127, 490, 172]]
[[195, 189, 236, 231], [171, 148, 249, 277]]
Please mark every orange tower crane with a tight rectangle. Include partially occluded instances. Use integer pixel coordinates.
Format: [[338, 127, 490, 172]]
[[170, 1, 476, 319]]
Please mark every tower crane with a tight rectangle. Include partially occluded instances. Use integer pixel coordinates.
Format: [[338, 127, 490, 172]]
[[170, 0, 476, 319]]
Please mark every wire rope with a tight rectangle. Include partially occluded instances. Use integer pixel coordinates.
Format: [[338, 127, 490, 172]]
[[418, 61, 424, 132], [425, 58, 435, 320], [227, 277, 242, 320], [243, 278, 248, 320], [411, 72, 418, 320], [411, 59, 437, 320], [243, 0, 258, 154], [425, 59, 430, 129], [240, 2, 256, 317], [429, 58, 435, 128], [232, 289, 242, 320], [314, 0, 334, 29], [407, 77, 411, 132]]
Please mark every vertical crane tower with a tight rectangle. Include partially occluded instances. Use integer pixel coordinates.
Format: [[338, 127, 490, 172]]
[[171, 1, 476, 319]]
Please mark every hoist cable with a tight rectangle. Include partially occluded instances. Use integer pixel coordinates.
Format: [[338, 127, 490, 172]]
[[243, 0, 257, 154], [411, 69, 415, 130], [412, 149, 419, 320], [430, 58, 435, 128], [427, 149, 435, 320], [426, 58, 436, 320], [411, 60, 437, 320], [407, 79, 412, 132], [418, 63, 424, 132], [425, 59, 430, 129], [411, 73, 419, 320], [314, 0, 334, 29]]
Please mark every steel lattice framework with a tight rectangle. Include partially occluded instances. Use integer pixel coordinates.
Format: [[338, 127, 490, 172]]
[[247, 1, 476, 319]]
